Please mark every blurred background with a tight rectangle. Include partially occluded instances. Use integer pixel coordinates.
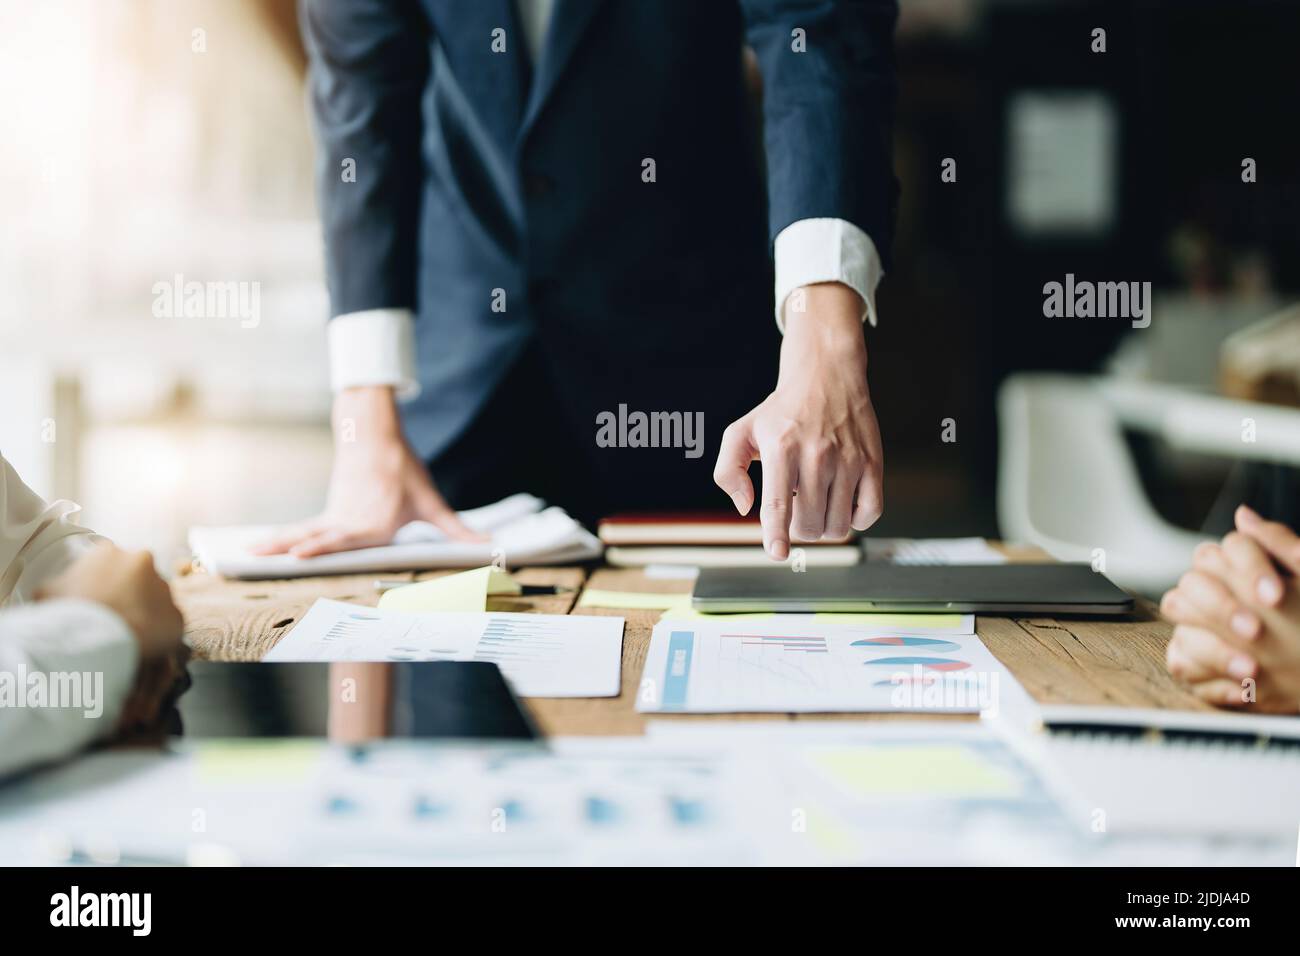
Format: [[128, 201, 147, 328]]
[[2, 0, 1298, 593], [0, 0, 327, 572]]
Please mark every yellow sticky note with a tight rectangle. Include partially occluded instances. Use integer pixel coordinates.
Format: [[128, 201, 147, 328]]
[[811, 745, 1017, 797], [578, 589, 693, 611], [194, 739, 323, 784], [377, 566, 519, 612]]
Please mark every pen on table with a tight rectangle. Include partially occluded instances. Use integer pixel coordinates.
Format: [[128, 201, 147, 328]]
[[372, 580, 575, 595]]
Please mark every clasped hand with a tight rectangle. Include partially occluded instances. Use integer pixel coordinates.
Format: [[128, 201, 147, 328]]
[[1161, 505, 1300, 712]]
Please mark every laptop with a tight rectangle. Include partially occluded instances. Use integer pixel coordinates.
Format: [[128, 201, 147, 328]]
[[691, 563, 1135, 615]]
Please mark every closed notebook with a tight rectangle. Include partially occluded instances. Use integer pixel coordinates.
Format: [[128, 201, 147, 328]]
[[190, 494, 602, 580]]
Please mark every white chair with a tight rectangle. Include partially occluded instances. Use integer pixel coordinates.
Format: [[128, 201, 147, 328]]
[[997, 373, 1208, 596]]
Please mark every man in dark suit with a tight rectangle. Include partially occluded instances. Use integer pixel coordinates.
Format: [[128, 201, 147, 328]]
[[260, 0, 898, 561]]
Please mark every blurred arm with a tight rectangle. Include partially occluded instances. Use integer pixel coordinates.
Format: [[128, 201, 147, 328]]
[[0, 455, 135, 776], [0, 454, 101, 603], [0, 601, 138, 778], [301, 0, 431, 398]]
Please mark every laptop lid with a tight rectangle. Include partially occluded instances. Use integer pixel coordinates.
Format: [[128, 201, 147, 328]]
[[691, 563, 1134, 614]]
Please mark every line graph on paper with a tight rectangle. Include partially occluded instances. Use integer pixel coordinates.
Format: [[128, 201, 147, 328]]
[[316, 611, 463, 662], [697, 630, 861, 709]]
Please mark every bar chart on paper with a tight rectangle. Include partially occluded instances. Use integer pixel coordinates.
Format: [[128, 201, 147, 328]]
[[264, 599, 624, 697], [638, 615, 1016, 713]]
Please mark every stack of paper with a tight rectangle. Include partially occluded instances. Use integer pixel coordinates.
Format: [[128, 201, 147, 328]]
[[598, 511, 861, 568], [189, 494, 602, 579]]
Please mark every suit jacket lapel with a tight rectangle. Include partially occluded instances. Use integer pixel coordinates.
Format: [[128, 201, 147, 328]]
[[518, 0, 606, 139], [427, 0, 531, 156]]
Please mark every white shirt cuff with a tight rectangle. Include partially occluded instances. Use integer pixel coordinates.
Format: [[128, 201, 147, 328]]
[[327, 309, 420, 401], [0, 599, 139, 776], [774, 217, 884, 332]]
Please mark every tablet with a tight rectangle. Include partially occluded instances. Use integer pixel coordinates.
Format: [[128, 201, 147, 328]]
[[172, 660, 541, 740], [691, 562, 1134, 614]]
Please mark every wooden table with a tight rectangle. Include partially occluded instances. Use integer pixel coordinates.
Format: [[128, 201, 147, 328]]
[[172, 554, 1218, 736]]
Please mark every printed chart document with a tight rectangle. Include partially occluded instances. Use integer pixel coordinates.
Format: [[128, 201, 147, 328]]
[[644, 721, 1075, 864], [0, 739, 763, 866], [4, 731, 1287, 865], [265, 599, 624, 698], [638, 615, 1016, 714]]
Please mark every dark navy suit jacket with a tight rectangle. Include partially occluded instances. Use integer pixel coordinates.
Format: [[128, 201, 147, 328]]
[[302, 0, 898, 469]]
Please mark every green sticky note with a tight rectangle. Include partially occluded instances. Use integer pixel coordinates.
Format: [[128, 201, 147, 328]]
[[810, 745, 1018, 797]]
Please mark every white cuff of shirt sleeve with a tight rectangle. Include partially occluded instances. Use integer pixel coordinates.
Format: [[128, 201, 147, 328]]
[[773, 217, 884, 332], [327, 309, 421, 401], [0, 599, 139, 776]]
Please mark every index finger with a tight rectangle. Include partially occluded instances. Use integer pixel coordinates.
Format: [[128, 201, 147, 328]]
[[756, 436, 797, 561]]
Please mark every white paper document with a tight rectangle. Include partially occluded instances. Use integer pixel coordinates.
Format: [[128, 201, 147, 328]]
[[189, 494, 602, 579], [265, 599, 624, 698], [637, 615, 1018, 714], [864, 537, 1007, 565]]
